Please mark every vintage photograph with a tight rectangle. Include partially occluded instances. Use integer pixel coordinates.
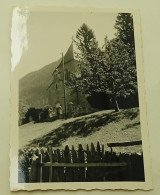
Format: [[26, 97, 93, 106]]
[[10, 7, 152, 190]]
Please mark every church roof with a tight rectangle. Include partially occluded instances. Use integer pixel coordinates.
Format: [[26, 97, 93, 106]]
[[52, 42, 75, 75], [63, 42, 74, 64]]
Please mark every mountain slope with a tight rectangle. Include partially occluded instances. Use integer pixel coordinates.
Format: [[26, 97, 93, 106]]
[[19, 59, 61, 108]]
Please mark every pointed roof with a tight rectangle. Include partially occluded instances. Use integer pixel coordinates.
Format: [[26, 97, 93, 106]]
[[49, 42, 76, 89], [52, 42, 74, 76], [63, 42, 74, 64]]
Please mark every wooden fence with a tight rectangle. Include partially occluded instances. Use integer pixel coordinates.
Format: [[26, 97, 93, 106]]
[[18, 141, 145, 183]]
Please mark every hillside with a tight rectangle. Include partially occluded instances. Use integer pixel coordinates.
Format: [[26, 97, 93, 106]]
[[19, 59, 61, 108], [19, 108, 142, 154]]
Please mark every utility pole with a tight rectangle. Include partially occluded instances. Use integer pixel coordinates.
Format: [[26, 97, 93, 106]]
[[62, 52, 67, 119]]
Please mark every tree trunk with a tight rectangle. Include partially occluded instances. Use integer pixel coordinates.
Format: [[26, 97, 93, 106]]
[[113, 95, 119, 112]]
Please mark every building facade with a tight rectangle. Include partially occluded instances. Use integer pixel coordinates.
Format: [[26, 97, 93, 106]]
[[47, 43, 94, 119]]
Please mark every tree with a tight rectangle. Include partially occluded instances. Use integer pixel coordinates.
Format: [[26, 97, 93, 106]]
[[68, 24, 99, 96], [73, 23, 107, 96], [111, 13, 138, 111], [92, 14, 137, 111], [66, 73, 83, 105], [115, 13, 135, 51], [19, 100, 29, 125], [114, 13, 136, 68], [70, 21, 138, 112], [103, 38, 137, 111], [74, 23, 98, 56]]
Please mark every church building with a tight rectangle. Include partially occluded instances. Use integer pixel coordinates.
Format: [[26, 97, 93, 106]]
[[47, 43, 94, 119]]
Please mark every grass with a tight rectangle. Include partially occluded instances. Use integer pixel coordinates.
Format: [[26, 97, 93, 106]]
[[19, 108, 142, 154]]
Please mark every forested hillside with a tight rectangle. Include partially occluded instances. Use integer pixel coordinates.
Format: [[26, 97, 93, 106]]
[[19, 59, 60, 108]]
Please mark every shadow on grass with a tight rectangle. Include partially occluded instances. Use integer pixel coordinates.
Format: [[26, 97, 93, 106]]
[[121, 122, 140, 131], [28, 108, 139, 147]]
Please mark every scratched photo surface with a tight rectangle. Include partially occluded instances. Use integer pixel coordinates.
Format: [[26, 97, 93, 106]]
[[10, 7, 152, 191]]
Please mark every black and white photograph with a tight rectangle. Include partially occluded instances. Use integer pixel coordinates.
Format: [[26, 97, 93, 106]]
[[10, 7, 152, 190]]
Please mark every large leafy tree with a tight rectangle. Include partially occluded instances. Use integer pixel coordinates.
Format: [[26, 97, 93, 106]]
[[103, 38, 137, 111], [68, 18, 137, 112], [108, 13, 137, 111]]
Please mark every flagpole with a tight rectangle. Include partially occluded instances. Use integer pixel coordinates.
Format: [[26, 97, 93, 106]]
[[62, 52, 67, 119]]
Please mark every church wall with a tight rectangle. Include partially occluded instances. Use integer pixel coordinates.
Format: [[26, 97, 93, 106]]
[[47, 59, 95, 118]]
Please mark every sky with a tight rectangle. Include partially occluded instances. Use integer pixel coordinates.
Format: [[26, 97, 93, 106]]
[[11, 8, 118, 78]]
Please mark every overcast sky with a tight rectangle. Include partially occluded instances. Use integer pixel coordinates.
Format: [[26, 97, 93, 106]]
[[12, 8, 118, 78]]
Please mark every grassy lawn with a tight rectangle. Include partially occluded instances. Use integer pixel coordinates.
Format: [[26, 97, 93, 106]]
[[19, 107, 142, 154]]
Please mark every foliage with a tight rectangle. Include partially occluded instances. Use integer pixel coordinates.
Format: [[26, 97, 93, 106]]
[[74, 23, 98, 56], [103, 38, 137, 99], [68, 14, 138, 111], [71, 23, 107, 95], [114, 13, 136, 68], [115, 13, 135, 51], [19, 100, 29, 125]]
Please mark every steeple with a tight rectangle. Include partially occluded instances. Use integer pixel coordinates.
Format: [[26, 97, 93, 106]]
[[63, 42, 74, 64]]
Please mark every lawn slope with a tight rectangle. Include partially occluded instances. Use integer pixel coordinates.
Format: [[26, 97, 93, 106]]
[[20, 108, 142, 153]]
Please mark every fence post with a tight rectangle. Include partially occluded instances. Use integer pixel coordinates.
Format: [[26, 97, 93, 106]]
[[29, 155, 39, 182], [52, 150, 59, 182], [97, 141, 101, 154], [57, 148, 65, 182], [64, 145, 72, 181], [78, 144, 85, 181], [87, 143, 96, 181], [42, 150, 50, 182], [48, 145, 53, 182], [96, 142, 104, 181], [71, 145, 78, 181], [40, 148, 44, 182], [85, 144, 91, 181], [104, 150, 111, 181], [102, 144, 104, 162]]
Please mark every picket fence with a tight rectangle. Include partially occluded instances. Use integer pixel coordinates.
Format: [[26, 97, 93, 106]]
[[25, 141, 145, 183]]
